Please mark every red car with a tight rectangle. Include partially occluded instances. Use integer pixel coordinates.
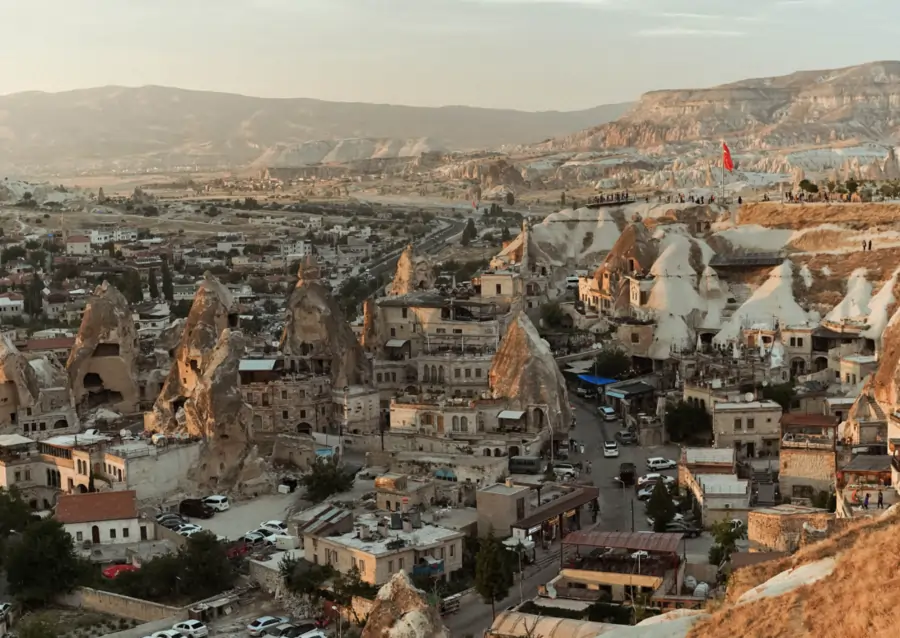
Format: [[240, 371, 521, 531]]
[[102, 564, 139, 579], [226, 543, 249, 559]]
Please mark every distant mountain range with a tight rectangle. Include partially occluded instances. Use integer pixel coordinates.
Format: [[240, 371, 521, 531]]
[[0, 85, 631, 174], [537, 60, 900, 152]]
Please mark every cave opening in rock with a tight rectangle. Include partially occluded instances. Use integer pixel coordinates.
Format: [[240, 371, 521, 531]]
[[171, 397, 187, 415], [92, 343, 120, 357], [189, 358, 200, 373], [227, 313, 239, 328], [83, 373, 124, 408]]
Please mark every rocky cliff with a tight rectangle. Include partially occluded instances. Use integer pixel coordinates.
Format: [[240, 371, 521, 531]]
[[66, 282, 139, 413], [0, 335, 41, 424], [389, 245, 436, 296], [280, 255, 371, 388], [489, 311, 572, 435], [361, 571, 449, 638], [540, 61, 900, 152]]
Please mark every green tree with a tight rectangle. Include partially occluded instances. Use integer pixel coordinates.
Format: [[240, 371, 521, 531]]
[[299, 458, 355, 501], [501, 226, 511, 243], [592, 349, 630, 378], [1, 245, 27, 264], [161, 257, 174, 303], [262, 299, 279, 315], [178, 532, 236, 599], [761, 382, 796, 411], [148, 268, 159, 299], [474, 533, 513, 619], [119, 269, 144, 304], [170, 299, 192, 319], [6, 519, 82, 605], [279, 555, 334, 602], [798, 179, 819, 194], [664, 401, 712, 444], [25, 276, 44, 317], [708, 519, 745, 564], [540, 301, 565, 329], [646, 481, 676, 532], [846, 178, 859, 195], [15, 615, 57, 638], [88, 470, 96, 493]]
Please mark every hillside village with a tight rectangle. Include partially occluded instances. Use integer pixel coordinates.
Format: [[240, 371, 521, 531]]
[[0, 164, 899, 638]]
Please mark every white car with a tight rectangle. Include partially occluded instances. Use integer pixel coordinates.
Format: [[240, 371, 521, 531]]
[[646, 457, 678, 471], [247, 617, 289, 637], [252, 527, 278, 541], [175, 524, 201, 536], [602, 441, 619, 458], [598, 406, 617, 421], [180, 527, 205, 538], [551, 463, 578, 479], [173, 621, 209, 638], [646, 513, 685, 527], [260, 520, 288, 534], [203, 495, 230, 512], [242, 531, 267, 546], [152, 631, 186, 638], [636, 486, 656, 501]]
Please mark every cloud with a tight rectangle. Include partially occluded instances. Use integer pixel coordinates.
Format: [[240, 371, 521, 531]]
[[636, 26, 746, 37], [657, 11, 763, 22]]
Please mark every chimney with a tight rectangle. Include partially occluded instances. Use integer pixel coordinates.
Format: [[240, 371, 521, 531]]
[[409, 510, 422, 529], [402, 517, 413, 533], [505, 478, 515, 488]]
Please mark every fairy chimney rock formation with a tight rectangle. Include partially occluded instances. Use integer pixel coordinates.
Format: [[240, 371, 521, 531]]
[[389, 244, 435, 295], [148, 274, 237, 431], [182, 329, 266, 493], [489, 311, 572, 435], [0, 335, 41, 429], [361, 571, 450, 638], [281, 254, 371, 388], [66, 281, 139, 413]]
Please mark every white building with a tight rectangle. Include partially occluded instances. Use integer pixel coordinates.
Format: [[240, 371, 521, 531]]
[[0, 293, 25, 317], [66, 236, 92, 256], [711, 399, 783, 459], [90, 229, 137, 245], [285, 240, 312, 258], [55, 490, 155, 545]]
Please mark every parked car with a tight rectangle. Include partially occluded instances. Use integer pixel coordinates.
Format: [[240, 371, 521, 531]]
[[247, 617, 290, 637], [618, 462, 637, 486], [174, 523, 201, 535], [173, 620, 209, 638], [637, 473, 675, 487], [151, 631, 185, 638], [598, 406, 617, 421], [179, 499, 215, 519], [616, 430, 638, 445], [226, 542, 250, 559], [602, 441, 619, 458], [665, 521, 702, 538], [636, 486, 656, 501], [102, 564, 140, 579], [180, 527, 206, 538], [242, 532, 267, 546], [647, 513, 685, 528], [551, 462, 578, 479], [263, 623, 305, 638], [646, 457, 677, 471], [203, 495, 230, 512], [260, 520, 288, 534]]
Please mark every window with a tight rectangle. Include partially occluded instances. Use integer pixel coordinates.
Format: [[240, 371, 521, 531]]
[[797, 338, 804, 347], [461, 416, 469, 432], [398, 557, 404, 570], [631, 333, 639, 344], [452, 328, 462, 334], [438, 547, 444, 559], [388, 560, 394, 572], [281, 391, 288, 400], [452, 416, 460, 431], [454, 369, 461, 379], [26, 408, 31, 416], [436, 328, 446, 334], [300, 409, 307, 419], [282, 410, 289, 419], [449, 544, 455, 558], [377, 373, 383, 383], [516, 497, 525, 520], [733, 418, 741, 430], [790, 337, 796, 347], [401, 308, 408, 319], [123, 528, 129, 538], [110, 529, 117, 540], [747, 418, 755, 430], [76, 531, 83, 542], [14, 471, 20, 482], [24, 470, 30, 481], [465, 368, 471, 378], [390, 328, 396, 337], [140, 526, 148, 541], [475, 368, 482, 378], [495, 284, 502, 295]]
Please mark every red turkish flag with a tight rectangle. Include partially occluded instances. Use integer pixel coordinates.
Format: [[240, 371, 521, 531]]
[[722, 141, 734, 172]]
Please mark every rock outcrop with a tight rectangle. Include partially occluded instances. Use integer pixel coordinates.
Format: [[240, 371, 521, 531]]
[[148, 274, 237, 431], [0, 335, 41, 427], [389, 245, 435, 295], [182, 329, 266, 493], [66, 281, 139, 413], [281, 255, 371, 388], [489, 311, 572, 435], [361, 571, 449, 638]]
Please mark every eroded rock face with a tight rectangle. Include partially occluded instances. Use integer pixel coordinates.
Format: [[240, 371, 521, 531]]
[[281, 256, 371, 388], [182, 329, 265, 493], [0, 335, 41, 427], [869, 307, 900, 411], [148, 275, 236, 431], [361, 298, 379, 353], [489, 311, 572, 435], [361, 571, 449, 638], [66, 281, 139, 413], [389, 245, 435, 295]]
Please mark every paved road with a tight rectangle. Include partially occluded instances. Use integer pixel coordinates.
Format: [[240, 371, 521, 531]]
[[446, 397, 713, 636], [367, 218, 466, 279]]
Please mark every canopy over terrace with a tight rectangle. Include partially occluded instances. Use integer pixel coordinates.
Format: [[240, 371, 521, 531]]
[[576, 375, 618, 387], [561, 530, 684, 556]]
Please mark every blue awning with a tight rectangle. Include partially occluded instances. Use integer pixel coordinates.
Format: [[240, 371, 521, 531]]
[[577, 374, 618, 387], [434, 468, 457, 480]]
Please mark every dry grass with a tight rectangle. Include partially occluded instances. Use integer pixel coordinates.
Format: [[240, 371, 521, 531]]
[[740, 202, 900, 230], [689, 509, 900, 638]]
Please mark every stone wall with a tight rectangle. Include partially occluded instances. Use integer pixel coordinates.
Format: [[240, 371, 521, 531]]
[[126, 442, 203, 502], [779, 447, 836, 498], [748, 506, 834, 552], [58, 587, 187, 623]]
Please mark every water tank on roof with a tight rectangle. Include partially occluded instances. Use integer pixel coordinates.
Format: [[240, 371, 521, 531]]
[[390, 512, 402, 530], [684, 575, 697, 591], [693, 582, 710, 599]]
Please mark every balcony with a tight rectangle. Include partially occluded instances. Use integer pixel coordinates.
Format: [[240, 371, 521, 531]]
[[781, 434, 834, 450]]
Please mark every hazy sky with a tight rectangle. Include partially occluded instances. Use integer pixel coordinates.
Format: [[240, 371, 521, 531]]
[[2, 0, 897, 110]]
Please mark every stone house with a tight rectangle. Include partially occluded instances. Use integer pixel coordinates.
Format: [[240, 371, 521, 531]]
[[711, 399, 783, 458], [55, 490, 154, 546]]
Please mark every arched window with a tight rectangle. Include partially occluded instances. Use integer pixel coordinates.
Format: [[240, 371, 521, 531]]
[[430, 365, 437, 382], [452, 416, 460, 431], [423, 367, 430, 382], [438, 367, 445, 382], [377, 373, 383, 383], [460, 416, 468, 432]]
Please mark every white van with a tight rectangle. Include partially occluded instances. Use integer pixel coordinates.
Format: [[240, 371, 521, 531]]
[[202, 495, 230, 512]]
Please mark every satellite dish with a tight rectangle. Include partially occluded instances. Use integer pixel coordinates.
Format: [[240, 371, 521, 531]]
[[744, 392, 755, 402]]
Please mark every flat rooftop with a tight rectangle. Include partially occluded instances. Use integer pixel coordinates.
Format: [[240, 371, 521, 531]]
[[480, 482, 531, 496], [324, 515, 464, 557], [714, 400, 781, 411], [43, 433, 111, 447]]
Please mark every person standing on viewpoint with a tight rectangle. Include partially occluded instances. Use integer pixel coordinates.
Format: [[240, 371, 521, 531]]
[[877, 490, 884, 509], [863, 493, 870, 510]]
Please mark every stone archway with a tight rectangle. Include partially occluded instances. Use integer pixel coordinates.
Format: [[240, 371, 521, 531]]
[[814, 356, 828, 372], [509, 445, 520, 456]]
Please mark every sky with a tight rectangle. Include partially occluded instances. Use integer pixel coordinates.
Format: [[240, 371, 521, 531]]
[[1, 0, 898, 111]]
